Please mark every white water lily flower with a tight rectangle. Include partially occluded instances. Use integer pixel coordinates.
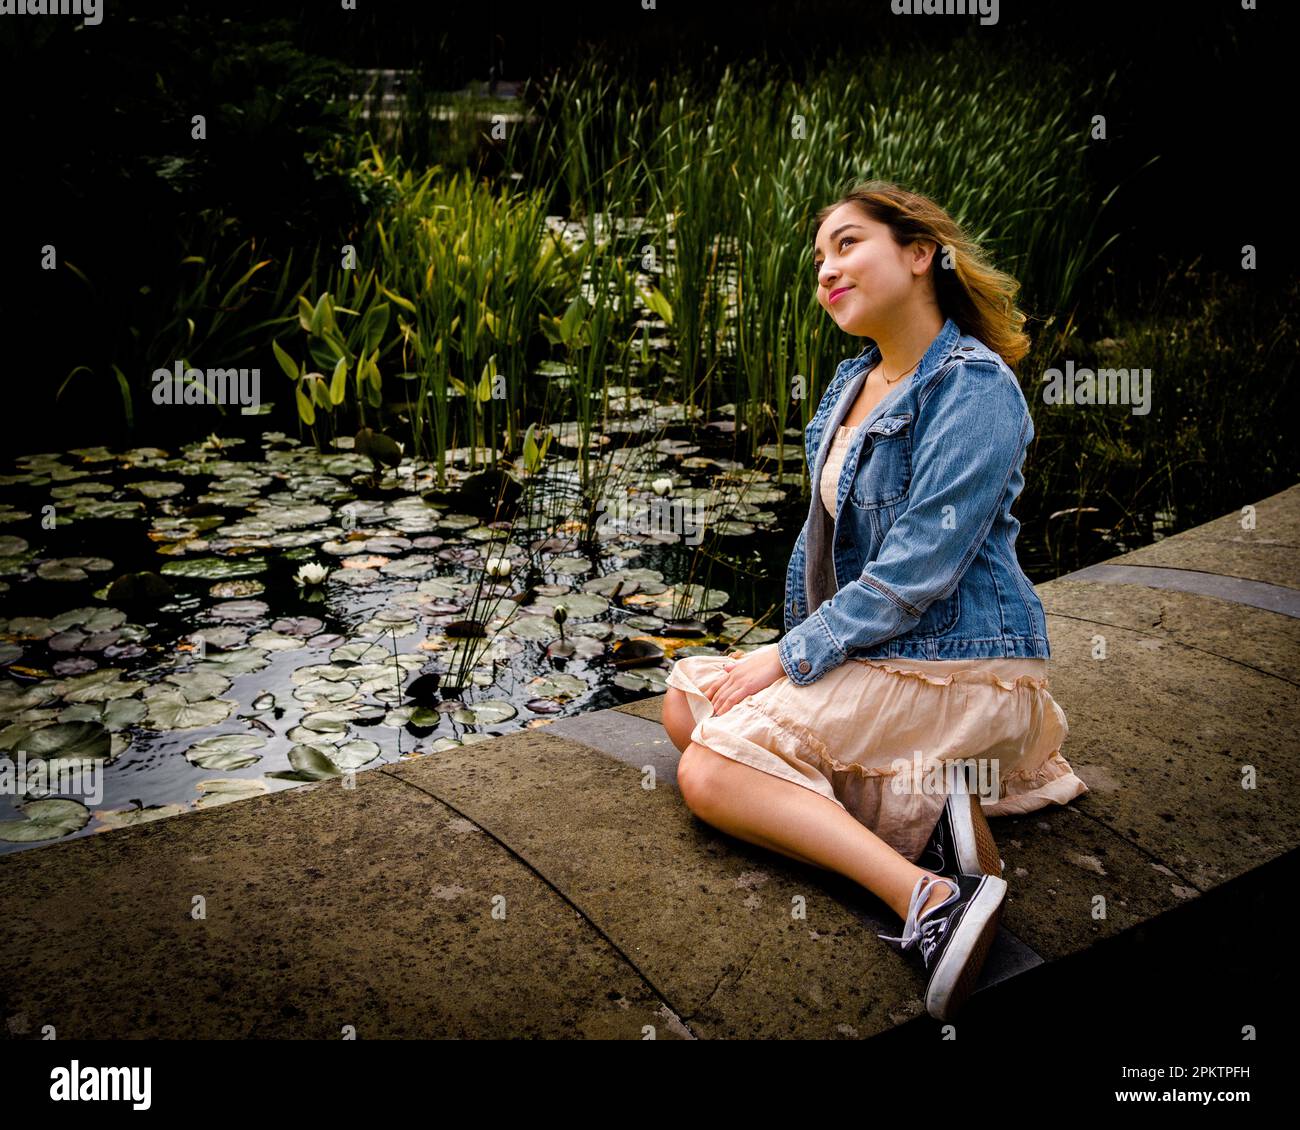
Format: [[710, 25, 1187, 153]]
[[652, 477, 673, 495], [293, 562, 330, 586], [485, 556, 511, 578]]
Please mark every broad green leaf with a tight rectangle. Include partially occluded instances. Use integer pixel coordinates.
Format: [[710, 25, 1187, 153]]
[[310, 293, 335, 337], [296, 382, 316, 425], [329, 356, 348, 404], [272, 338, 299, 380], [379, 285, 417, 313], [361, 302, 390, 355], [644, 287, 674, 326]]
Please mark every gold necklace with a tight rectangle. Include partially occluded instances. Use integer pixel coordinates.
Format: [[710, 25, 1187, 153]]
[[878, 353, 925, 385]]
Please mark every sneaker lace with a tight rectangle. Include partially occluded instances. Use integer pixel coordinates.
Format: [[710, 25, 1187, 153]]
[[878, 875, 957, 962]]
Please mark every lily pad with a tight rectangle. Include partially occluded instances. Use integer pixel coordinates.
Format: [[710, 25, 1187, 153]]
[[195, 650, 270, 676], [160, 671, 232, 701], [292, 679, 359, 705], [582, 567, 668, 596], [528, 673, 588, 699], [49, 606, 126, 632], [160, 556, 268, 579], [327, 739, 381, 769], [209, 598, 269, 621], [276, 743, 344, 780], [55, 668, 149, 703], [57, 698, 147, 730], [529, 592, 609, 619], [96, 803, 190, 828], [129, 480, 186, 499], [145, 692, 235, 731], [613, 668, 670, 692], [0, 798, 92, 841], [19, 720, 112, 760], [379, 556, 438, 579], [328, 640, 395, 664], [299, 710, 354, 733], [190, 626, 247, 650], [270, 616, 325, 637], [208, 580, 265, 599], [450, 700, 517, 726], [504, 614, 560, 641], [5, 615, 55, 639], [247, 630, 305, 651], [194, 777, 269, 808], [185, 733, 266, 770], [37, 557, 114, 581]]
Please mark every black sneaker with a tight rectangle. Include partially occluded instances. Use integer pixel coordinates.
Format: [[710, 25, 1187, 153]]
[[878, 871, 1007, 1021], [916, 788, 1004, 878]]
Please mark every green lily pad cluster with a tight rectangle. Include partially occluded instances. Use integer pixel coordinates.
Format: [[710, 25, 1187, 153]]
[[0, 422, 787, 847]]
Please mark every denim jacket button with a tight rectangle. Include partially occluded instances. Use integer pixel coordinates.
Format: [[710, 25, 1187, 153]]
[[797, 660, 811, 673]]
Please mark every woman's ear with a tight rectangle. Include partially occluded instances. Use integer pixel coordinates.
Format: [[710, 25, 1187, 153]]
[[913, 238, 939, 275]]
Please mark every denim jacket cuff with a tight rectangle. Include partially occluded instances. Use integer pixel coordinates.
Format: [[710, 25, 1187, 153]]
[[777, 609, 847, 687]]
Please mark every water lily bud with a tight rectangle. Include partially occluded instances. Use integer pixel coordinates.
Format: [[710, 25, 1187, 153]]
[[652, 477, 673, 496], [553, 603, 568, 625], [485, 556, 511, 578]]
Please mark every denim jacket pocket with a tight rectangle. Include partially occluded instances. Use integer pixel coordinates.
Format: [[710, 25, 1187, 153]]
[[848, 412, 913, 509]]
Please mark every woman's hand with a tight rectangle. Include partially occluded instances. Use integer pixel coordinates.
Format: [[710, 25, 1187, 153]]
[[705, 647, 788, 716]]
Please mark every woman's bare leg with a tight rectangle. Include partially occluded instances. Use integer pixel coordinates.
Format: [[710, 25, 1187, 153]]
[[661, 686, 697, 754], [676, 739, 952, 922]]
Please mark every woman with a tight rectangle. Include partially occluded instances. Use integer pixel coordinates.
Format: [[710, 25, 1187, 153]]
[[661, 181, 1089, 1022]]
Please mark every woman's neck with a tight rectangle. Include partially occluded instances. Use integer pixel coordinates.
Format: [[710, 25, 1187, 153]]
[[865, 307, 945, 380]]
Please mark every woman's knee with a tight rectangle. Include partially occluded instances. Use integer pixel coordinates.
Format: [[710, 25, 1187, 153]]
[[661, 686, 694, 752], [677, 741, 727, 814]]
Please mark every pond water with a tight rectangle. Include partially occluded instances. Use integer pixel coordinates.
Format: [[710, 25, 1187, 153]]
[[0, 427, 794, 854]]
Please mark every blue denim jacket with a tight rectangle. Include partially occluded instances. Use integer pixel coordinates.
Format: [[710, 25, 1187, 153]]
[[776, 316, 1051, 686]]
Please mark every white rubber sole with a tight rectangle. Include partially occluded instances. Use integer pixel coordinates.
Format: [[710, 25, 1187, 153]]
[[924, 875, 1007, 1022]]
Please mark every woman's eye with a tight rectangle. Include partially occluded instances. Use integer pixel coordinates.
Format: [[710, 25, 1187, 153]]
[[814, 236, 857, 273]]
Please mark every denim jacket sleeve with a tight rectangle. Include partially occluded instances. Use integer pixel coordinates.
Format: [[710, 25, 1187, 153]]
[[776, 360, 1032, 686]]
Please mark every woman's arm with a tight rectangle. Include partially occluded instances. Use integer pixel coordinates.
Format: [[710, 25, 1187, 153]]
[[776, 359, 1032, 687]]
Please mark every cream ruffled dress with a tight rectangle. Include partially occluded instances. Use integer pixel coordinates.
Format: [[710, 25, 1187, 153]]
[[665, 421, 1089, 863]]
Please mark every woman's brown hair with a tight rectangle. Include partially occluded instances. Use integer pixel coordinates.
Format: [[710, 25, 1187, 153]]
[[814, 180, 1031, 369]]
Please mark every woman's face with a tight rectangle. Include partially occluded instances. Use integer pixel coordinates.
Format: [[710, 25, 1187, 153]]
[[812, 204, 931, 336]]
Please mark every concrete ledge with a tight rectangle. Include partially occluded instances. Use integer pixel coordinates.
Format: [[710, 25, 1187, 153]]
[[2, 485, 1297, 1039]]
